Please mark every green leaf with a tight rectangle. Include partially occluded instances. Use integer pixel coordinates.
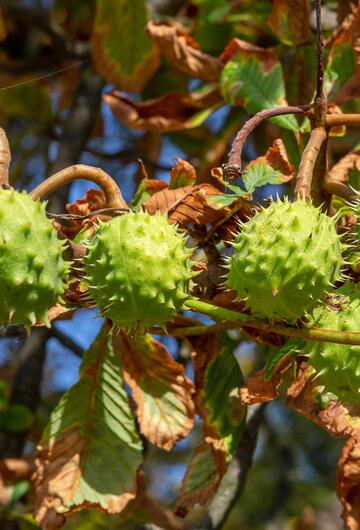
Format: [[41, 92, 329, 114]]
[[242, 161, 283, 192], [10, 481, 30, 504], [175, 443, 221, 510], [2, 404, 34, 433], [202, 345, 246, 456], [131, 179, 153, 209], [34, 329, 143, 522], [92, 0, 159, 91], [221, 54, 298, 130], [264, 338, 303, 381], [206, 194, 241, 208]]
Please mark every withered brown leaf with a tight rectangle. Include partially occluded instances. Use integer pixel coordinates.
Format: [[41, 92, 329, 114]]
[[103, 88, 221, 132], [287, 363, 360, 439], [170, 157, 197, 189], [146, 21, 223, 81], [143, 183, 228, 225], [220, 38, 279, 71], [337, 436, 360, 530], [113, 330, 195, 451], [239, 355, 294, 405]]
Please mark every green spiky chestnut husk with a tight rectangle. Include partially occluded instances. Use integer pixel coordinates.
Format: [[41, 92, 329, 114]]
[[84, 211, 193, 329], [0, 189, 69, 326], [351, 196, 360, 244], [226, 198, 344, 322], [304, 283, 360, 404]]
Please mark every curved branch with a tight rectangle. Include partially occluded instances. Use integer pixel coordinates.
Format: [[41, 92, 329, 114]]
[[29, 164, 128, 210], [224, 105, 311, 179], [323, 181, 358, 202], [294, 127, 328, 199]]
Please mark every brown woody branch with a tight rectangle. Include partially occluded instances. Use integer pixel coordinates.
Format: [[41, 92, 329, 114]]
[[294, 127, 328, 199], [326, 113, 360, 127], [0, 127, 11, 187], [29, 164, 128, 210], [223, 105, 311, 179], [315, 0, 325, 102]]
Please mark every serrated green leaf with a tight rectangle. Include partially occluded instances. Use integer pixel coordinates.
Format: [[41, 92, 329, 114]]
[[242, 161, 283, 192], [92, 0, 159, 91], [264, 338, 304, 381], [202, 346, 246, 456], [221, 54, 298, 130], [34, 329, 142, 522]]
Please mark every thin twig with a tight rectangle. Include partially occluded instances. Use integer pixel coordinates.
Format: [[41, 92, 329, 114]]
[[326, 113, 360, 128], [47, 206, 129, 222], [51, 328, 84, 358], [294, 127, 327, 199], [159, 299, 360, 346], [315, 0, 325, 101], [223, 105, 311, 179], [29, 164, 128, 210]]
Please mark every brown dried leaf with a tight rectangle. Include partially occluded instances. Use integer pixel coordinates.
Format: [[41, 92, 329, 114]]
[[220, 38, 279, 71], [146, 21, 223, 81], [287, 363, 360, 438], [103, 87, 221, 132], [267, 0, 311, 46], [239, 355, 294, 405], [328, 149, 360, 186], [143, 183, 228, 225], [170, 157, 197, 189], [67, 188, 107, 216], [337, 436, 360, 530], [113, 330, 195, 451], [55, 189, 108, 239], [143, 179, 168, 194]]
